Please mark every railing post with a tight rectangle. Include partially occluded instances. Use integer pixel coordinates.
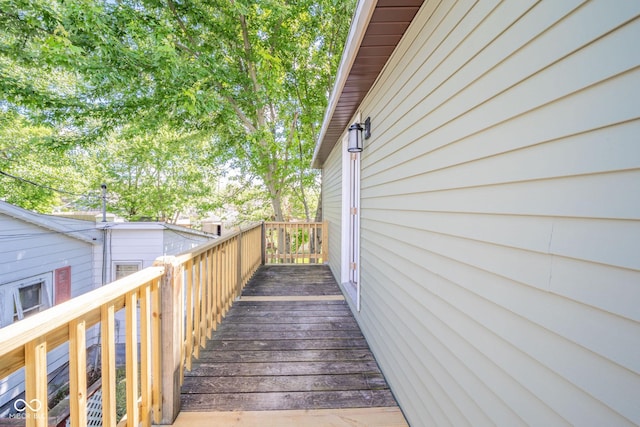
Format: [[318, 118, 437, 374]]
[[154, 256, 183, 425], [237, 226, 243, 297], [323, 220, 328, 263], [261, 221, 266, 265]]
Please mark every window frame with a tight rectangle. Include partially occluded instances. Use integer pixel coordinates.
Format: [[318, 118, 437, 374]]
[[1, 273, 53, 327], [112, 261, 143, 281]]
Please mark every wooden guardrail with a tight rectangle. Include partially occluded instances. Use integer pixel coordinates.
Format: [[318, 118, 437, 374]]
[[263, 221, 327, 264], [0, 221, 326, 426], [0, 267, 164, 427], [0, 222, 263, 427], [155, 223, 263, 423]]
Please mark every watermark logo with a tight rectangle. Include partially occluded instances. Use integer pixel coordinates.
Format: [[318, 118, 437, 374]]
[[11, 399, 44, 420], [14, 398, 43, 413]]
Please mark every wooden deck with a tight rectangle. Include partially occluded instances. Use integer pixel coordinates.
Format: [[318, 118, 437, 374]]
[[171, 265, 407, 426]]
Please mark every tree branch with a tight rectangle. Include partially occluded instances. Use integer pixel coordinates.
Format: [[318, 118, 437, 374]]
[[166, 0, 199, 48]]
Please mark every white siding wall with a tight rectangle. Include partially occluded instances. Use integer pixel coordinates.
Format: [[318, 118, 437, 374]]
[[95, 226, 213, 344], [0, 215, 96, 409], [110, 228, 163, 271], [0, 216, 96, 297], [162, 228, 211, 255], [323, 137, 344, 278], [344, 1, 640, 426]]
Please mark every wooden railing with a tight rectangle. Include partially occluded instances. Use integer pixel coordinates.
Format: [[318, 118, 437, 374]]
[[264, 221, 327, 264], [155, 223, 263, 423], [0, 221, 325, 426], [0, 223, 263, 426], [0, 267, 165, 427]]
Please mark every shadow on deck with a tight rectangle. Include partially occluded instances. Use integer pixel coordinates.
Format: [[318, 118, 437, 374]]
[[170, 265, 408, 426]]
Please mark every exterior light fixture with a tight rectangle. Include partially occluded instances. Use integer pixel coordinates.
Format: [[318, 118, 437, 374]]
[[348, 117, 371, 153]]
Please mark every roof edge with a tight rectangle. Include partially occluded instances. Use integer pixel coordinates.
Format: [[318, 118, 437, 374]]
[[0, 201, 99, 244], [312, 0, 378, 169]]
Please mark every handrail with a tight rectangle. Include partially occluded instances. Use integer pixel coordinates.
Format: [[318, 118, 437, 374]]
[[153, 222, 264, 423], [0, 222, 264, 426], [0, 220, 325, 426], [263, 221, 328, 264], [0, 267, 164, 427]]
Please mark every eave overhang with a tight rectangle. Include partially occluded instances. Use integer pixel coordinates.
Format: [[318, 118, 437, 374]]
[[312, 0, 424, 168]]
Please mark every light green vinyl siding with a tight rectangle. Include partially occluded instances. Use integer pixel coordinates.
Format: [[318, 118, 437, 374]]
[[322, 138, 344, 278], [345, 1, 640, 426]]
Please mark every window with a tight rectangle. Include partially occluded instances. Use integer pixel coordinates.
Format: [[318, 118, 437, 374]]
[[14, 283, 44, 320], [113, 262, 142, 281], [1, 274, 53, 327]]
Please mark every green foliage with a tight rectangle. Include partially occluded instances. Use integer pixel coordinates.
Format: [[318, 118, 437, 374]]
[[0, 0, 356, 220], [88, 125, 220, 221], [0, 110, 92, 212]]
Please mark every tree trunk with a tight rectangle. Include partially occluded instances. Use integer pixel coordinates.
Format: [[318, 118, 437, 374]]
[[314, 189, 322, 222]]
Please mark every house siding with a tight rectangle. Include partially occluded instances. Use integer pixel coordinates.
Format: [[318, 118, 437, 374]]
[[322, 137, 344, 279], [0, 216, 95, 296], [334, 1, 640, 426], [0, 214, 97, 409], [162, 228, 211, 255]]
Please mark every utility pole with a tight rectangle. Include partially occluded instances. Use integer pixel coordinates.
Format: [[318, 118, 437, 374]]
[[101, 183, 107, 222]]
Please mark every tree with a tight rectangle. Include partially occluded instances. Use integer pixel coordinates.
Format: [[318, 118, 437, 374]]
[[0, 0, 356, 220], [195, 0, 354, 220], [89, 125, 221, 222], [0, 110, 93, 212]]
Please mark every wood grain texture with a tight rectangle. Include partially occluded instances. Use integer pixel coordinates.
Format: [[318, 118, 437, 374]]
[[239, 295, 345, 301], [171, 407, 408, 427], [180, 265, 400, 413]]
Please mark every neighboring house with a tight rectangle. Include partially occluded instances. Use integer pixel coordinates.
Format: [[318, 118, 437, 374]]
[[0, 201, 101, 410], [94, 222, 215, 345], [0, 203, 102, 326], [313, 2, 640, 426], [95, 222, 214, 286], [0, 202, 216, 413]]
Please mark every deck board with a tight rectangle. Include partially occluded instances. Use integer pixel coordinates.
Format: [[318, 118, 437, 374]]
[[179, 265, 404, 421], [171, 407, 408, 427]]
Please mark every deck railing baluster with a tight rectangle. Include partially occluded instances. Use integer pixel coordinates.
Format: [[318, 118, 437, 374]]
[[0, 221, 329, 426]]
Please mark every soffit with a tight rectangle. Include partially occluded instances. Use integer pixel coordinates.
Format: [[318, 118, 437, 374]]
[[312, 0, 424, 168]]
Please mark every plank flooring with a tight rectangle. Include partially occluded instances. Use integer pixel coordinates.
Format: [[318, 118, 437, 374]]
[[171, 407, 409, 427], [179, 265, 404, 421]]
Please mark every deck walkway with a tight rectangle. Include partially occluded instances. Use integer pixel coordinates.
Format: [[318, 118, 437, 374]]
[[170, 265, 408, 426]]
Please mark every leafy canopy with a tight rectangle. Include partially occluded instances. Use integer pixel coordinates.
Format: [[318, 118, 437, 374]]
[[0, 0, 355, 222]]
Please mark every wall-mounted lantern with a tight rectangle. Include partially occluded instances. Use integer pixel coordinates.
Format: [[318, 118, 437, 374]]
[[348, 117, 371, 153]]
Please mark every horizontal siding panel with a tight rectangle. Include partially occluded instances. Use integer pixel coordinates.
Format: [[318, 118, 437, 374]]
[[2, 250, 93, 284], [362, 232, 639, 425], [365, 216, 640, 326], [360, 270, 520, 427], [323, 142, 343, 275], [548, 217, 640, 271], [363, 169, 640, 220], [360, 307, 462, 427], [366, 54, 640, 188], [367, 0, 539, 154], [366, 210, 553, 254], [365, 76, 640, 193], [363, 5, 640, 176], [360, 262, 525, 427], [364, 209, 640, 271], [361, 245, 569, 426], [365, 0, 574, 166], [364, 218, 640, 372], [364, 219, 553, 291], [363, 119, 640, 196], [550, 257, 640, 323]]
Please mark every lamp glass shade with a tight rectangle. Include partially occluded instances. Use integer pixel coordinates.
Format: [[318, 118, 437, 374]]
[[348, 123, 363, 152]]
